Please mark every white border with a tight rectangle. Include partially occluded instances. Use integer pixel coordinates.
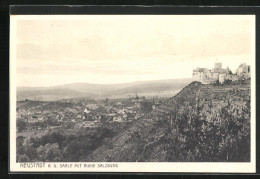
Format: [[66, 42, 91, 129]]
[[10, 15, 256, 173]]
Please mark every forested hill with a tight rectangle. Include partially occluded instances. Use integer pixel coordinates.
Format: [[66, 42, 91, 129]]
[[82, 79, 251, 162]]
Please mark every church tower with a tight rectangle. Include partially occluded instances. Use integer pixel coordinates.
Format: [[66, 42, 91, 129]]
[[135, 92, 139, 99]]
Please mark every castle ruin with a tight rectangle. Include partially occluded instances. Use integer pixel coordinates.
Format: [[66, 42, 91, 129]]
[[192, 62, 250, 84]]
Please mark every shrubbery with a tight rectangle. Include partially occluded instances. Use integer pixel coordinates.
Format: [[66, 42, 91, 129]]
[[157, 83, 250, 162], [16, 123, 127, 162]]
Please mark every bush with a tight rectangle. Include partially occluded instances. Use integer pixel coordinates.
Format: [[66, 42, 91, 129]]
[[16, 125, 118, 162], [161, 87, 250, 162]]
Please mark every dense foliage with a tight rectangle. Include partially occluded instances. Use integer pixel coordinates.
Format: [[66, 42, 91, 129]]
[[153, 81, 250, 162], [17, 123, 127, 162]]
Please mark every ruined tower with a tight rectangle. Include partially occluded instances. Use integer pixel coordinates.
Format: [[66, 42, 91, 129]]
[[214, 62, 222, 69]]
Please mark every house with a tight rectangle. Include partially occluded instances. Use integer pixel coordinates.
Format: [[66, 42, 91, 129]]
[[85, 104, 98, 110], [94, 120, 102, 125], [116, 101, 122, 105], [84, 108, 91, 114], [56, 115, 63, 122], [49, 126, 62, 129], [76, 115, 82, 119], [24, 126, 36, 131], [37, 117, 45, 122], [113, 115, 122, 122], [117, 109, 125, 114], [82, 121, 96, 127], [122, 113, 128, 119], [27, 116, 38, 123]]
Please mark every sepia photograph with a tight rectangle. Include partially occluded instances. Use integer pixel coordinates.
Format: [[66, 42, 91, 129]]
[[10, 15, 255, 172]]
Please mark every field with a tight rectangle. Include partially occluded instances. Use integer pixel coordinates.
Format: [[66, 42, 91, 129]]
[[17, 130, 44, 138]]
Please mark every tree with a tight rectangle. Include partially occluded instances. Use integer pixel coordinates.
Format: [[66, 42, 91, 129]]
[[140, 101, 152, 113], [17, 120, 27, 132], [36, 143, 63, 162], [17, 154, 30, 162]]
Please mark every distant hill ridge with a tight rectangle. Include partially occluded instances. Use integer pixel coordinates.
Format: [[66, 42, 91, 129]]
[[17, 78, 192, 101]]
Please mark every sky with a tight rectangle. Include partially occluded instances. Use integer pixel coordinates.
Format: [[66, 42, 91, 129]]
[[12, 15, 255, 87]]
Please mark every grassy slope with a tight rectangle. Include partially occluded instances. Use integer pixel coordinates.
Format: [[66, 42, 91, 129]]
[[82, 79, 250, 162]]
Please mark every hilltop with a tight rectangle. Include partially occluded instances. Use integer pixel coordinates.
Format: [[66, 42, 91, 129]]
[[82, 79, 251, 162]]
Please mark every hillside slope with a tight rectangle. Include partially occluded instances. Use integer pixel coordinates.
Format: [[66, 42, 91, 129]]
[[82, 80, 251, 162]]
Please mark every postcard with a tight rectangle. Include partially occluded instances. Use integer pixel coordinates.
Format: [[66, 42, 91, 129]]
[[10, 15, 256, 173]]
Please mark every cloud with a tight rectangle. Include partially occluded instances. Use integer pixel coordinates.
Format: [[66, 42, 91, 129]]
[[14, 15, 254, 86], [17, 58, 157, 75]]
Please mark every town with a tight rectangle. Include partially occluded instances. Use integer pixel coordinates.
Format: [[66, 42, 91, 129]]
[[16, 93, 166, 133]]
